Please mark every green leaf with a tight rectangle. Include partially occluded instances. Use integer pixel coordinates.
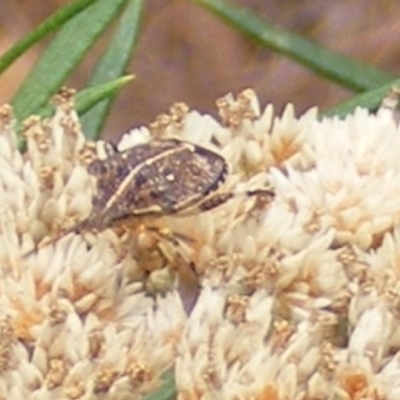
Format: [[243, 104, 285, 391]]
[[37, 75, 134, 119], [192, 0, 394, 91], [143, 369, 176, 400], [12, 0, 128, 123], [0, 0, 98, 76], [80, 0, 144, 140], [76, 75, 134, 116], [17, 76, 133, 151], [323, 79, 400, 118]]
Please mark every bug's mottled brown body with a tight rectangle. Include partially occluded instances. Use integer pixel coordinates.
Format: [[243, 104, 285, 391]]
[[83, 138, 228, 230]]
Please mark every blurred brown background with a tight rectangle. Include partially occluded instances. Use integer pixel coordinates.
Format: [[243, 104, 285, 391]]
[[1, 0, 400, 140]]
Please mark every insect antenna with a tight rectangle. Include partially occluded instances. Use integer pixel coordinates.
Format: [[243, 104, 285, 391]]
[[175, 188, 275, 216], [22, 220, 87, 259]]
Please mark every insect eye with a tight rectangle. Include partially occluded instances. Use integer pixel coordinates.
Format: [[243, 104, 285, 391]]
[[87, 160, 109, 177]]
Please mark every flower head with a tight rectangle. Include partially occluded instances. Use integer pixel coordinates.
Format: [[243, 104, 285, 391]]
[[1, 88, 400, 398]]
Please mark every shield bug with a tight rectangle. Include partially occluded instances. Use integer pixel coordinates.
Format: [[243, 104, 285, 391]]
[[25, 138, 270, 256], [24, 138, 274, 257], [84, 138, 229, 228]]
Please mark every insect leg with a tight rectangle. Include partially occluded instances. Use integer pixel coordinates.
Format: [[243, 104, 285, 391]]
[[175, 188, 275, 216]]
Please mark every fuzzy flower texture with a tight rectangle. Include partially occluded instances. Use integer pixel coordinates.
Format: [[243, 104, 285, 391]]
[[1, 88, 400, 400]]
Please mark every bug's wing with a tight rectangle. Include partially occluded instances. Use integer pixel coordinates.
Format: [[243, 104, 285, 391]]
[[127, 142, 228, 215], [96, 141, 227, 224], [86, 140, 187, 224]]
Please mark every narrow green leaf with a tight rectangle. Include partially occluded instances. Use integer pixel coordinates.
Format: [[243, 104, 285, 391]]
[[12, 0, 128, 123], [81, 0, 144, 140], [192, 0, 394, 91], [143, 369, 176, 400], [37, 75, 134, 119], [323, 79, 400, 118], [17, 76, 133, 151], [0, 0, 98, 76], [75, 75, 134, 116]]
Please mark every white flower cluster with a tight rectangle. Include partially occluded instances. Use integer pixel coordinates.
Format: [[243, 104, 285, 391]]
[[0, 89, 400, 399]]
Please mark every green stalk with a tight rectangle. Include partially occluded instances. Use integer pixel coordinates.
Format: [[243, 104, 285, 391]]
[[324, 79, 400, 118], [81, 0, 144, 140], [12, 0, 128, 122], [193, 0, 394, 91], [0, 0, 98, 75]]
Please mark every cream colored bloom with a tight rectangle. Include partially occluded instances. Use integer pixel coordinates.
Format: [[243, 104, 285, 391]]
[[1, 89, 400, 398]]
